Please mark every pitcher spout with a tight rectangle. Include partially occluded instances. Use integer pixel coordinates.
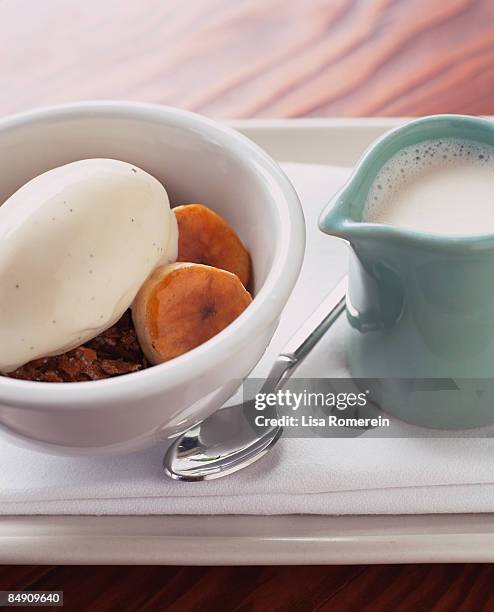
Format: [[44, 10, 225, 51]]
[[318, 186, 357, 242]]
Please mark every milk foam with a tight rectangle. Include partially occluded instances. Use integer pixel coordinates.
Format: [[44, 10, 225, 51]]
[[363, 138, 494, 235]]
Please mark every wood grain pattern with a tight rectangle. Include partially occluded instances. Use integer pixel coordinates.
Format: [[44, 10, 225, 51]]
[[1, 0, 494, 119], [2, 0, 494, 608], [3, 564, 494, 610]]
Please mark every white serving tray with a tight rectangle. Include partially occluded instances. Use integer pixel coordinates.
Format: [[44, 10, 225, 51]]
[[3, 117, 494, 565]]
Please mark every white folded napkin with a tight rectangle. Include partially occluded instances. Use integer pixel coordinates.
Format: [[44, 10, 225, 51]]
[[2, 163, 494, 516]]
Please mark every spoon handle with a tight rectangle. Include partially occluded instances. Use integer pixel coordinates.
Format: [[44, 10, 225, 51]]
[[263, 276, 347, 390]]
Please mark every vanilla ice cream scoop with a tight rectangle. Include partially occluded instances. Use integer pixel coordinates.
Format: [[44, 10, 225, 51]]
[[0, 158, 178, 373]]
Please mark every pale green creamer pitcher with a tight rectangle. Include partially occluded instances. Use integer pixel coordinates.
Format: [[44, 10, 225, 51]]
[[319, 115, 494, 429]]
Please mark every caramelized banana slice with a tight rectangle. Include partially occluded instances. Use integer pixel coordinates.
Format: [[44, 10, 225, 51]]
[[132, 262, 252, 364], [174, 204, 251, 287]]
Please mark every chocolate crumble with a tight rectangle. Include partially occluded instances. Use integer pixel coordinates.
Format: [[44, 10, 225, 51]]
[[8, 310, 149, 382]]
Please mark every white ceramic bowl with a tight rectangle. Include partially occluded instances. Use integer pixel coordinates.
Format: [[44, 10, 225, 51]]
[[0, 102, 305, 455]]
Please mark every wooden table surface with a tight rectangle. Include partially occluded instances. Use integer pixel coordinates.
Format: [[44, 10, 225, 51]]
[[3, 0, 494, 119], [2, 0, 494, 609]]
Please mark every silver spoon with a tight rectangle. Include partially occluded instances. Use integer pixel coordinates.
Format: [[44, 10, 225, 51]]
[[163, 276, 347, 481]]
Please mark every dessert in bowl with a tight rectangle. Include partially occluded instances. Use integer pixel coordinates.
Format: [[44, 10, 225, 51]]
[[0, 102, 305, 455]]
